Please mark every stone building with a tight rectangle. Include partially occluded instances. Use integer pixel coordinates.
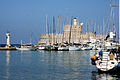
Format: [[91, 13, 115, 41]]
[[38, 33, 63, 45], [63, 18, 82, 43], [38, 18, 105, 45]]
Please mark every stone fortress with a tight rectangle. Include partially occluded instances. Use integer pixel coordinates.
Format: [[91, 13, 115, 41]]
[[38, 18, 105, 45]]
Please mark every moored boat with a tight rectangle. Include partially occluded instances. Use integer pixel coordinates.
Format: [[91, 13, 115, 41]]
[[38, 46, 46, 50], [91, 49, 120, 72], [69, 45, 81, 51], [81, 44, 92, 50], [16, 45, 36, 51], [58, 44, 69, 51]]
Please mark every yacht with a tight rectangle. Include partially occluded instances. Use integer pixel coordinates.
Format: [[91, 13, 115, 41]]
[[91, 49, 120, 72], [16, 44, 36, 51], [69, 44, 81, 51], [58, 44, 69, 51]]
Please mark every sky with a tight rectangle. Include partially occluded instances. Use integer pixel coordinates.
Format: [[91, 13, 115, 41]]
[[0, 0, 119, 44]]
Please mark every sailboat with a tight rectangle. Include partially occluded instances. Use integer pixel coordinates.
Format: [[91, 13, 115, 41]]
[[92, 32, 119, 72], [58, 43, 69, 51], [62, 17, 81, 51], [43, 16, 59, 51], [16, 40, 35, 50], [81, 44, 92, 50], [58, 16, 69, 51], [91, 1, 120, 72], [38, 15, 48, 50], [16, 32, 36, 51], [68, 18, 83, 51], [91, 49, 120, 72], [69, 44, 81, 51], [38, 46, 46, 50]]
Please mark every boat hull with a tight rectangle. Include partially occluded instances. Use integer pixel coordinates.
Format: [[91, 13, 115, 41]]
[[38, 46, 45, 50], [16, 47, 35, 51], [98, 65, 120, 73], [58, 47, 69, 51], [81, 47, 92, 50], [69, 46, 80, 51], [96, 59, 118, 72]]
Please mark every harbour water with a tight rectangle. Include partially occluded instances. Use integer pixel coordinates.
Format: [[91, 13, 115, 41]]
[[0, 50, 120, 80]]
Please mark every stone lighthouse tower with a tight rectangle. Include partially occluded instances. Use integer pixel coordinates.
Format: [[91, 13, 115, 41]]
[[5, 32, 11, 48], [73, 18, 77, 26]]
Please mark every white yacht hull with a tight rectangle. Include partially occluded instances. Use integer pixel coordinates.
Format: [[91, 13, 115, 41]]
[[96, 59, 118, 72], [58, 47, 69, 51], [38, 46, 45, 50], [81, 47, 92, 50], [92, 52, 120, 72], [16, 47, 35, 51], [69, 46, 80, 51]]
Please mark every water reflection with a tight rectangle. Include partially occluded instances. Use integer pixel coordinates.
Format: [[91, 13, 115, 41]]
[[92, 71, 117, 80], [20, 50, 33, 64], [19, 50, 31, 54], [1, 50, 120, 80], [38, 51, 91, 80], [38, 50, 120, 80], [6, 50, 10, 66], [6, 50, 10, 80]]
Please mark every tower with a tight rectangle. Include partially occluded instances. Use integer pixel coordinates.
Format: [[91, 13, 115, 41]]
[[6, 32, 11, 48], [73, 18, 77, 26]]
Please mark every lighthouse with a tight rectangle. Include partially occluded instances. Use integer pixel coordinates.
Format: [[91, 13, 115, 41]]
[[73, 18, 77, 26], [5, 32, 11, 48]]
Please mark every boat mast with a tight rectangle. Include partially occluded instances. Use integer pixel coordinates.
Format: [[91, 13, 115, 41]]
[[46, 14, 48, 44], [57, 16, 59, 43], [21, 40, 23, 46], [119, 0, 120, 43], [53, 16, 55, 44], [69, 16, 73, 44], [86, 21, 90, 42], [30, 31, 32, 45], [115, 0, 120, 43]]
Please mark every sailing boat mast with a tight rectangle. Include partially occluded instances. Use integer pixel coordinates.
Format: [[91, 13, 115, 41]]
[[53, 16, 55, 44], [30, 31, 32, 45], [86, 21, 90, 41], [21, 40, 23, 46], [46, 14, 48, 44], [119, 0, 120, 43], [69, 16, 73, 44], [57, 16, 59, 43], [113, 0, 120, 43]]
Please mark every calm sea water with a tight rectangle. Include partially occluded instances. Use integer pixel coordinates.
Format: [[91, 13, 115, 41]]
[[0, 50, 120, 80]]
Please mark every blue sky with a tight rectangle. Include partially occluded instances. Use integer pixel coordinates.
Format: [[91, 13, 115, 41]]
[[0, 0, 119, 44]]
